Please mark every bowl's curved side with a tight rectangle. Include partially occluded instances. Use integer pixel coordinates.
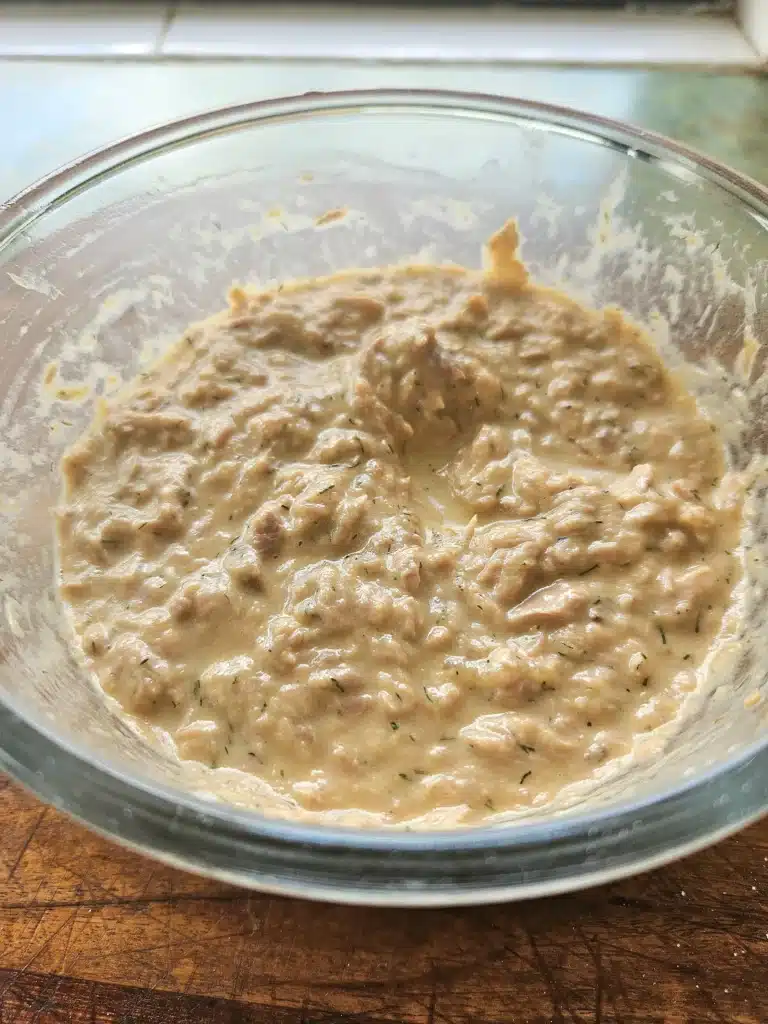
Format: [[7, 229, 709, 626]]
[[3, 692, 767, 906]]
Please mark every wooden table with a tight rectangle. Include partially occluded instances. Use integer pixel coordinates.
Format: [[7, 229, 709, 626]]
[[1, 776, 766, 1023]]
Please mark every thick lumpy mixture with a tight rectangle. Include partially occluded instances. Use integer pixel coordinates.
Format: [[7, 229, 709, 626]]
[[57, 224, 742, 825]]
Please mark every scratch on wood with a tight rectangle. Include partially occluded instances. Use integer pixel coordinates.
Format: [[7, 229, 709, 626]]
[[6, 806, 47, 882], [0, 893, 240, 912], [427, 968, 437, 1024], [520, 923, 573, 1022]]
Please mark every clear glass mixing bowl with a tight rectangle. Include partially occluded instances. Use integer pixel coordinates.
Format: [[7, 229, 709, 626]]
[[0, 90, 767, 906]]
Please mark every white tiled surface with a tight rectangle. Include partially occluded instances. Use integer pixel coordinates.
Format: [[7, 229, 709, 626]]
[[0, 3, 167, 57], [163, 5, 758, 65], [0, 3, 761, 65]]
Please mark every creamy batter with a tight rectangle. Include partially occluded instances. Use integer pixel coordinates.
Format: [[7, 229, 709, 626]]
[[56, 222, 743, 826]]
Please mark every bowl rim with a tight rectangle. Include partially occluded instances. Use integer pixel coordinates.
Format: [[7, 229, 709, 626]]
[[3, 86, 768, 242], [2, 87, 767, 905]]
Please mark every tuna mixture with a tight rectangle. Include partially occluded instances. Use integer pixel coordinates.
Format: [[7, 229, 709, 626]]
[[57, 222, 743, 826]]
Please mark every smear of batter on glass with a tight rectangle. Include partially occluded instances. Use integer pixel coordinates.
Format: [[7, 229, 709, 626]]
[[56, 220, 743, 826]]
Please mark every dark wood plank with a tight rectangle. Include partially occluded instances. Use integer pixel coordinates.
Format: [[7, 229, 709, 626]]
[[2, 775, 767, 1023], [0, 967, 431, 1024]]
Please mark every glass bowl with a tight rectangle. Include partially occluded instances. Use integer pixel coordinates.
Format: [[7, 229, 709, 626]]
[[1, 89, 767, 907]]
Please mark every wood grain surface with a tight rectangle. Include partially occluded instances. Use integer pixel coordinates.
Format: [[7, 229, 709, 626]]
[[1, 773, 766, 1024]]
